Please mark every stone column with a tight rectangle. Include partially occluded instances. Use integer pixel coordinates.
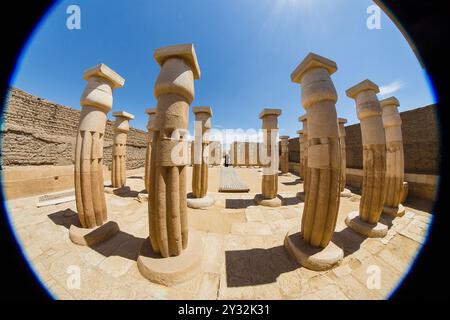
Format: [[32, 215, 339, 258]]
[[245, 142, 250, 167], [338, 118, 352, 197], [280, 135, 290, 175], [190, 141, 195, 166], [71, 63, 123, 246], [137, 44, 202, 285], [209, 141, 221, 166], [249, 142, 258, 167], [238, 141, 246, 167], [111, 111, 134, 188], [254, 109, 282, 207], [188, 106, 215, 209], [297, 115, 308, 201], [380, 97, 406, 217], [285, 53, 343, 271], [345, 80, 388, 237], [231, 141, 237, 167], [144, 108, 157, 192], [297, 130, 304, 179]]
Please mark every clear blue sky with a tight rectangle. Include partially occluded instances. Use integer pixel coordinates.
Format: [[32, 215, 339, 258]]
[[11, 0, 436, 143]]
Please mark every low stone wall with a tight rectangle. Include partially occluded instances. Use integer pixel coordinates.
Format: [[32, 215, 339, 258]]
[[288, 162, 437, 202], [1, 165, 110, 200], [344, 168, 437, 202], [287, 104, 440, 201], [1, 88, 148, 199], [1, 88, 147, 169]]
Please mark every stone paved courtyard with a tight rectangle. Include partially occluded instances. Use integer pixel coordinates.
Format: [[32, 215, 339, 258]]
[[5, 166, 432, 300]]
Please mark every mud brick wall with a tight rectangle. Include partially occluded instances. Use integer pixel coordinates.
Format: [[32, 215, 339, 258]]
[[344, 104, 439, 174], [1, 88, 147, 169]]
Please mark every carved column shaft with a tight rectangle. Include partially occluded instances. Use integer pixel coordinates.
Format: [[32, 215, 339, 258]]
[[280, 136, 290, 174], [346, 80, 386, 224], [292, 54, 341, 248], [148, 45, 200, 258], [111, 111, 134, 188], [75, 64, 124, 228], [144, 108, 156, 192], [259, 109, 281, 199], [381, 97, 404, 213], [338, 118, 347, 192], [300, 115, 308, 188], [192, 107, 212, 198]]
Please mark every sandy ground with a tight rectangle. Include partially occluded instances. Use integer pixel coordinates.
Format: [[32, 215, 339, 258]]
[[5, 166, 433, 299]]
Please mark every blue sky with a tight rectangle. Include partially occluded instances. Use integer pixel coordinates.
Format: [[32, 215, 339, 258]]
[[11, 0, 436, 144]]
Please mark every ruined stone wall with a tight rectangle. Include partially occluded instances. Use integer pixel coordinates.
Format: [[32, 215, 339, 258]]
[[288, 104, 439, 175], [1, 88, 147, 169], [345, 104, 439, 174]]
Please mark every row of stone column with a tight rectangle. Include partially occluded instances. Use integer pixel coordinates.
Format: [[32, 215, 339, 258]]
[[283, 53, 406, 271], [70, 63, 139, 246], [69, 45, 205, 286], [189, 140, 222, 166]]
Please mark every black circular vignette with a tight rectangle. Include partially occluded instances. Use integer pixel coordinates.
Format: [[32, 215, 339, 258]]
[[0, 0, 449, 301]]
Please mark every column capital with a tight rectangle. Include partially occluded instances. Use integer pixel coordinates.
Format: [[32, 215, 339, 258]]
[[113, 111, 134, 133], [299, 115, 307, 123], [83, 64, 125, 89], [80, 64, 124, 112], [291, 53, 337, 84], [380, 97, 402, 128], [345, 79, 379, 99], [154, 44, 201, 79], [380, 96, 400, 109], [259, 108, 281, 119], [145, 108, 157, 115], [297, 130, 304, 135], [280, 135, 290, 140], [338, 118, 347, 137], [113, 111, 135, 120], [193, 106, 213, 117]]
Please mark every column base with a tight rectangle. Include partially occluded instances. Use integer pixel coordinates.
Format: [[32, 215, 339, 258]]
[[137, 229, 203, 286], [69, 220, 120, 246], [296, 191, 305, 201], [383, 204, 405, 217], [345, 211, 388, 238], [187, 194, 215, 209], [400, 182, 409, 203], [284, 226, 343, 271], [254, 194, 283, 207], [104, 185, 129, 195], [136, 192, 148, 203], [340, 188, 352, 198]]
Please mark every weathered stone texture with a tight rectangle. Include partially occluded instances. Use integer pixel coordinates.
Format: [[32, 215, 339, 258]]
[[344, 104, 438, 174], [288, 104, 439, 175], [1, 88, 147, 169]]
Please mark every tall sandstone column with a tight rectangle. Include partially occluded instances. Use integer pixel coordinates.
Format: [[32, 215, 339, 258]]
[[280, 135, 290, 175], [188, 107, 215, 209], [285, 53, 343, 271], [137, 44, 203, 285], [144, 108, 157, 192], [345, 80, 388, 238], [255, 109, 282, 207], [380, 97, 406, 217], [71, 63, 123, 246], [338, 118, 352, 197], [111, 111, 134, 188]]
